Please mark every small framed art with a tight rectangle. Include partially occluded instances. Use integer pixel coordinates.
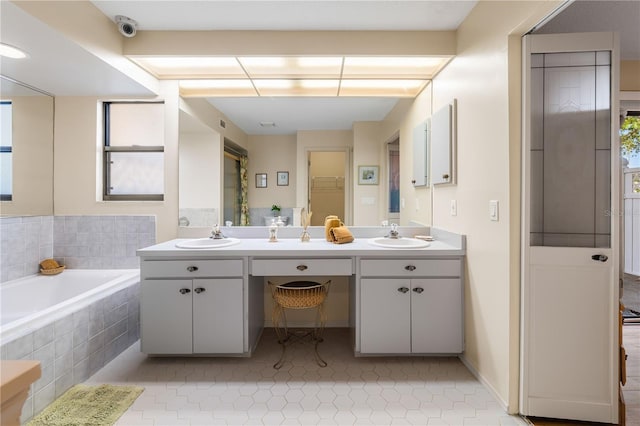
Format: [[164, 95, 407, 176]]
[[358, 165, 379, 185], [277, 171, 289, 186]]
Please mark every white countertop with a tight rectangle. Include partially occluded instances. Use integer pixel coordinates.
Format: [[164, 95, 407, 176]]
[[137, 234, 465, 259]]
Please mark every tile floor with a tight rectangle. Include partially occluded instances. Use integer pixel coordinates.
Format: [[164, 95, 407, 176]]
[[622, 322, 639, 425], [86, 329, 525, 425]]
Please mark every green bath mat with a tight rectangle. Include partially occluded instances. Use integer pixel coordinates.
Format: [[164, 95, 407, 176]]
[[27, 384, 144, 426]]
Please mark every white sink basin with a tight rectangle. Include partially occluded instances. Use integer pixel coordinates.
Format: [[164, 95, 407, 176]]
[[368, 237, 430, 249], [176, 238, 241, 249]]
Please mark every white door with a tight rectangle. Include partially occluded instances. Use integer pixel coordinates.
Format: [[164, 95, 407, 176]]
[[192, 278, 244, 354], [521, 33, 620, 423]]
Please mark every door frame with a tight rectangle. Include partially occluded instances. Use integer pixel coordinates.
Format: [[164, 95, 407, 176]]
[[302, 146, 352, 225], [520, 32, 621, 422]]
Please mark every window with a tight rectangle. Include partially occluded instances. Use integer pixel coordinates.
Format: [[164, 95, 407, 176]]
[[0, 101, 12, 201], [103, 102, 164, 200]]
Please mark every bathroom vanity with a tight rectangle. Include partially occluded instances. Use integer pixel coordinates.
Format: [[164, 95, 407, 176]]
[[137, 228, 465, 357]]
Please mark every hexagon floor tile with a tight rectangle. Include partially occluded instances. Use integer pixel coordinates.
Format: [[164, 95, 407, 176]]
[[81, 328, 525, 425]]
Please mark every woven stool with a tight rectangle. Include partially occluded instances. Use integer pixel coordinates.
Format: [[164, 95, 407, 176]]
[[268, 280, 331, 369]]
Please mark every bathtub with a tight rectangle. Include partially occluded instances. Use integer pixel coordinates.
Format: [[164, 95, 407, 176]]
[[1, 269, 139, 343], [0, 269, 140, 422]]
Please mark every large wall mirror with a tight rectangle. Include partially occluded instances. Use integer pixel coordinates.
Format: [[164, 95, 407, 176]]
[[0, 75, 54, 217]]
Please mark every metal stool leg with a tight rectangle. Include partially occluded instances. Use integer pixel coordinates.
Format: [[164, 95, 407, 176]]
[[312, 302, 327, 367]]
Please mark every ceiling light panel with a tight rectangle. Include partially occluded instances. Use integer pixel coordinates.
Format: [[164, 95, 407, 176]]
[[179, 79, 257, 97], [131, 56, 246, 79], [339, 79, 428, 97], [253, 79, 339, 96], [0, 43, 28, 59], [342, 56, 449, 78], [238, 57, 342, 78]]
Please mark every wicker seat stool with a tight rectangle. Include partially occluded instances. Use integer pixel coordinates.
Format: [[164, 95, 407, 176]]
[[268, 280, 331, 369]]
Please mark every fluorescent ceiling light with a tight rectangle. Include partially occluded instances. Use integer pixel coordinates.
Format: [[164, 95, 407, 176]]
[[0, 43, 28, 59], [238, 56, 342, 78], [253, 79, 339, 96], [130, 55, 445, 97], [133, 56, 245, 78], [339, 79, 428, 97], [179, 79, 257, 97]]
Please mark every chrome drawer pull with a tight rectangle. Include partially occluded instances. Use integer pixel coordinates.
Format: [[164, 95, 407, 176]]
[[296, 265, 308, 271], [405, 265, 416, 271], [398, 287, 409, 293], [413, 287, 424, 294], [187, 266, 198, 272], [194, 287, 206, 294], [179, 288, 191, 295]]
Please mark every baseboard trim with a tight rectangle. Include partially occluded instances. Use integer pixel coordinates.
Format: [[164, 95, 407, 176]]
[[458, 354, 510, 413]]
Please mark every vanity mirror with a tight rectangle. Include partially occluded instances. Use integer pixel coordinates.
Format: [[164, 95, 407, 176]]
[[0, 75, 54, 217]]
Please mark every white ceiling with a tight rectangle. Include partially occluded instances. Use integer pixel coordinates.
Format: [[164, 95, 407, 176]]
[[91, 1, 477, 31], [0, 1, 154, 97]]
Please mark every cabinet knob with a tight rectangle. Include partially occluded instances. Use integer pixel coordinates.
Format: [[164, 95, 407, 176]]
[[405, 265, 416, 271], [442, 173, 450, 179], [179, 288, 191, 295], [296, 265, 308, 271], [413, 287, 424, 294], [397, 287, 409, 294], [411, 179, 416, 184], [187, 266, 198, 272], [194, 287, 206, 294]]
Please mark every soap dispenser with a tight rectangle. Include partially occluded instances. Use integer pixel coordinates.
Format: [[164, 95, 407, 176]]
[[268, 218, 278, 242]]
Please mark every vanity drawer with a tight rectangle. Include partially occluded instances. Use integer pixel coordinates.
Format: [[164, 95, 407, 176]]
[[251, 258, 353, 276], [142, 259, 243, 278], [360, 259, 460, 277]]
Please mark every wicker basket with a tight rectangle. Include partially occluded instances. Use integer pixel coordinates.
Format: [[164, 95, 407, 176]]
[[270, 281, 328, 309], [40, 266, 65, 275]]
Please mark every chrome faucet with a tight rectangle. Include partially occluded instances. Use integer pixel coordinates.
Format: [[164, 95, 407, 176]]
[[211, 224, 225, 239], [386, 223, 400, 239]]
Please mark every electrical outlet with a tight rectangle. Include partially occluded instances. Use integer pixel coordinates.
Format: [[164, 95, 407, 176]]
[[489, 200, 499, 221], [450, 200, 457, 216]]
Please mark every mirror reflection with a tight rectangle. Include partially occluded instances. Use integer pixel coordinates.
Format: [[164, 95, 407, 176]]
[[0, 76, 54, 217]]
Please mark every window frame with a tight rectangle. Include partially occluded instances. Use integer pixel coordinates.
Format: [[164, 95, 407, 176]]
[[0, 100, 13, 201], [103, 101, 165, 201]]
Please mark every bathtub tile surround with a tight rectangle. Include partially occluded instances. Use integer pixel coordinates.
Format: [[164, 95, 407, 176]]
[[0, 281, 140, 423], [53, 215, 156, 270], [0, 215, 155, 283], [0, 216, 53, 283]]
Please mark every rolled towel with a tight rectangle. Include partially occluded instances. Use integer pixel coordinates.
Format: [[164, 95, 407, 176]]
[[330, 226, 354, 244], [324, 215, 342, 241]]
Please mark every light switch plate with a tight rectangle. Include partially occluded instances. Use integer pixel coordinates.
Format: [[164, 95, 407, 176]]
[[450, 200, 457, 216], [489, 200, 499, 221]]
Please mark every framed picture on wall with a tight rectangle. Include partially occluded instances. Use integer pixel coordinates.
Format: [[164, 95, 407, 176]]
[[255, 173, 267, 188], [358, 165, 379, 185], [277, 171, 289, 186]]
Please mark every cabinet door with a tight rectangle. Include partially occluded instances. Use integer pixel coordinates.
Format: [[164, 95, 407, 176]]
[[193, 278, 244, 354], [141, 279, 193, 354], [360, 278, 411, 353], [411, 278, 462, 353]]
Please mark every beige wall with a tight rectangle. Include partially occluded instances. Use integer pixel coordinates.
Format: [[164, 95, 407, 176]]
[[247, 135, 297, 211], [430, 0, 560, 411], [1, 96, 54, 216], [53, 81, 180, 243], [621, 60, 640, 91]]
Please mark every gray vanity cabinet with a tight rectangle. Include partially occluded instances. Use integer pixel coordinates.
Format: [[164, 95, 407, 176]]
[[140, 259, 244, 355], [359, 258, 463, 354]]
